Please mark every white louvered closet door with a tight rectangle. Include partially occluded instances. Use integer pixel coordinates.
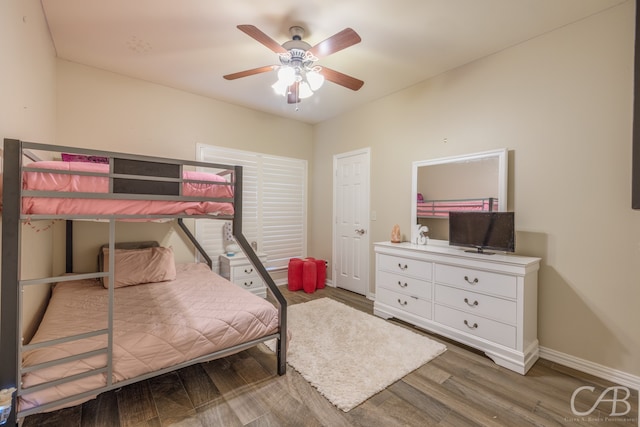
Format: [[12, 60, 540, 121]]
[[260, 155, 307, 271], [195, 144, 307, 275]]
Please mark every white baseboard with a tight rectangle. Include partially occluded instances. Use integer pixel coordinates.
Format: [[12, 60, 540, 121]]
[[354, 295, 639, 388], [539, 346, 640, 390]]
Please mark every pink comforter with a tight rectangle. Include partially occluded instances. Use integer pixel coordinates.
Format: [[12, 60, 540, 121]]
[[20, 263, 280, 412], [21, 161, 234, 216]]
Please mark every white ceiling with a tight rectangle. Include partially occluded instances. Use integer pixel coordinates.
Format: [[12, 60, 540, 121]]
[[41, 0, 627, 124]]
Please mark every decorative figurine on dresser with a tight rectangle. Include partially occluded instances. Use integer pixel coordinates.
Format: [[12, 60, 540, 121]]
[[391, 224, 401, 243]]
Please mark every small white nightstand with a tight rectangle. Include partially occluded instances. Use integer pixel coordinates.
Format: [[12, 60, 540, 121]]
[[219, 252, 268, 298]]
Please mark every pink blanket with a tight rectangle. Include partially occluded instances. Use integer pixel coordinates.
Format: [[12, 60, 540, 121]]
[[20, 263, 280, 412], [21, 161, 234, 216]]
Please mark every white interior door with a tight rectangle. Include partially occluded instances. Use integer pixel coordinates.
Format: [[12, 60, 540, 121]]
[[333, 148, 370, 296]]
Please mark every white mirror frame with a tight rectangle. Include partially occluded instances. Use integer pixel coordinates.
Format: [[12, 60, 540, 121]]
[[410, 148, 508, 245]]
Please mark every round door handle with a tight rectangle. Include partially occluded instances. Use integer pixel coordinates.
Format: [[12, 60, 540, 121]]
[[355, 228, 366, 235]]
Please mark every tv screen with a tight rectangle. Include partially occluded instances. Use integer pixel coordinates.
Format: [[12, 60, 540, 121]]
[[448, 211, 515, 253]]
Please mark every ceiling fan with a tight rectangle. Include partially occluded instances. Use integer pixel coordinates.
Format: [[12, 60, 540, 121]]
[[223, 25, 364, 104]]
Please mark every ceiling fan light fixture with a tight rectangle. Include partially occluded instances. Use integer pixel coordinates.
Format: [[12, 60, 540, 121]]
[[306, 69, 325, 91], [276, 66, 296, 86], [271, 79, 288, 96], [298, 81, 314, 99]]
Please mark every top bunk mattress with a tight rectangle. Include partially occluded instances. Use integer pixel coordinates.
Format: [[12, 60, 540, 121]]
[[20, 161, 235, 217], [19, 263, 280, 412]]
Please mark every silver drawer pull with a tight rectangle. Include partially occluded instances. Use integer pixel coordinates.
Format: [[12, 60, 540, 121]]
[[397, 281, 408, 288], [243, 281, 253, 287], [464, 320, 478, 329], [464, 298, 478, 307], [244, 268, 254, 274], [464, 275, 479, 285], [397, 299, 408, 306], [397, 263, 408, 271]]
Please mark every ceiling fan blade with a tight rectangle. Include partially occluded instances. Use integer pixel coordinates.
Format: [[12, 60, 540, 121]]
[[319, 67, 364, 91], [237, 25, 288, 54], [308, 28, 361, 58], [287, 82, 300, 104], [223, 65, 277, 80]]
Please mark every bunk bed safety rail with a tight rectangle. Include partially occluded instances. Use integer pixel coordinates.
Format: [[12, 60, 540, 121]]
[[16, 141, 237, 220]]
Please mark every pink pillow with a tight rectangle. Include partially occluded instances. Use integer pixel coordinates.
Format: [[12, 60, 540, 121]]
[[61, 153, 109, 163], [102, 246, 176, 288]]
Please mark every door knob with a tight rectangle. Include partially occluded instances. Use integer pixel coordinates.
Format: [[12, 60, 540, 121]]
[[355, 228, 366, 235]]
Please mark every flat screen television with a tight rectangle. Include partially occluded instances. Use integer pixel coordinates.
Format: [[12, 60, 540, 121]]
[[448, 211, 515, 254]]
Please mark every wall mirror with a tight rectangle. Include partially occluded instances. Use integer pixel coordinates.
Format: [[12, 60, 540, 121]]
[[411, 148, 508, 243]]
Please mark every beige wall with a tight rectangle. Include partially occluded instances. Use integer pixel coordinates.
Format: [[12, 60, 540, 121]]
[[55, 60, 314, 272], [0, 0, 57, 340], [312, 2, 639, 376], [55, 60, 313, 161], [0, 1, 56, 143]]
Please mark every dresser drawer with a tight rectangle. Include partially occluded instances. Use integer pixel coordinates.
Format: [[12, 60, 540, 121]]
[[434, 285, 516, 324], [377, 270, 431, 299], [434, 264, 516, 298], [377, 287, 432, 319], [234, 277, 264, 291], [232, 265, 259, 280], [434, 304, 516, 348], [378, 254, 432, 280]]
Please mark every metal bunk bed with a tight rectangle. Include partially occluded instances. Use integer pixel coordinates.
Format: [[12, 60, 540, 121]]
[[0, 138, 287, 425], [416, 197, 498, 218]]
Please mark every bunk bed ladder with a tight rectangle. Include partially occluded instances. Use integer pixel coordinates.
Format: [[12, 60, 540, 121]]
[[1, 141, 114, 423]]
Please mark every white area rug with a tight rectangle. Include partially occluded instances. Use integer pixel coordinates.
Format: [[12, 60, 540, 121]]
[[266, 298, 446, 412]]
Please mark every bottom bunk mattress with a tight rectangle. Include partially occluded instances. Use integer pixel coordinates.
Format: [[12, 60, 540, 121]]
[[19, 263, 280, 412]]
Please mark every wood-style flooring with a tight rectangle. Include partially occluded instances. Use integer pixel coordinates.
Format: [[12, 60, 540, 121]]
[[23, 285, 638, 426]]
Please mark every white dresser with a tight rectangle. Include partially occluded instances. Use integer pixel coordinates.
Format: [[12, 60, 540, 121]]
[[374, 241, 540, 374], [219, 253, 268, 298]]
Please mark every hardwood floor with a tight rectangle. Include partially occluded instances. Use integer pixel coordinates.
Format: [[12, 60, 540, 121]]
[[23, 285, 638, 427]]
